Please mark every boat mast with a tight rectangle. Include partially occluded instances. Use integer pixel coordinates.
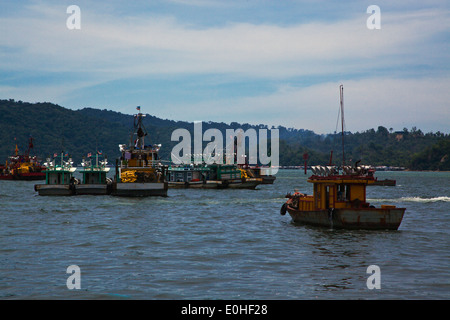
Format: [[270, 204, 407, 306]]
[[340, 85, 345, 167], [132, 106, 147, 149]]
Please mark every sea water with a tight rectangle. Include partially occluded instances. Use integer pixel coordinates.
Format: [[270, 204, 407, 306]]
[[0, 170, 449, 299]]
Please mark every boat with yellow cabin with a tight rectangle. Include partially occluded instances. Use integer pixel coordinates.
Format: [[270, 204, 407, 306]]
[[280, 85, 406, 230], [111, 107, 168, 197]]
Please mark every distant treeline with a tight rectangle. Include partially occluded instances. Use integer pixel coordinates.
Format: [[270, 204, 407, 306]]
[[0, 99, 448, 170]]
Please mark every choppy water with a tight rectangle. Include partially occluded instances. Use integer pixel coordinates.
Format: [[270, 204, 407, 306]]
[[0, 170, 449, 300]]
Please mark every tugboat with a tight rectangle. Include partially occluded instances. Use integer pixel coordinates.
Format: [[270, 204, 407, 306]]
[[280, 85, 406, 230], [76, 152, 112, 195], [34, 152, 78, 196], [111, 107, 168, 197], [0, 137, 45, 180]]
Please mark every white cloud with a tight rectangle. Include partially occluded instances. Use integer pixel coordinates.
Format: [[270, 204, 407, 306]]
[[167, 77, 450, 134], [0, 2, 449, 133], [165, 0, 231, 7], [1, 5, 448, 77]]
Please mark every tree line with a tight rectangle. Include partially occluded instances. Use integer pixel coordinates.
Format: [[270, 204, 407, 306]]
[[0, 99, 448, 170]]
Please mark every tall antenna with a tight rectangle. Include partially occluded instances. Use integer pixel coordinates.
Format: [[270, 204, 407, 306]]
[[340, 85, 345, 166]]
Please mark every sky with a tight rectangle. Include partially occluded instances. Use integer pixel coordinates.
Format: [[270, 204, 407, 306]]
[[0, 0, 449, 134]]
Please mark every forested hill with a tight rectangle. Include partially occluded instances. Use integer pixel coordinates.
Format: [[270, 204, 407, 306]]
[[0, 99, 449, 170]]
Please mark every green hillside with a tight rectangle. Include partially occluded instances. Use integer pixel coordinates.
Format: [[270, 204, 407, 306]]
[[0, 99, 448, 170]]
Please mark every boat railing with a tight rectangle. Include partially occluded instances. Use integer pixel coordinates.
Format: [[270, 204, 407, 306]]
[[119, 159, 163, 168]]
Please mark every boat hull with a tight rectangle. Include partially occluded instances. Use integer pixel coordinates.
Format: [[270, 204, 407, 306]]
[[286, 206, 405, 230], [261, 176, 276, 184], [227, 178, 262, 189], [34, 184, 75, 196], [168, 181, 204, 188], [75, 184, 111, 195], [0, 172, 45, 181], [112, 182, 168, 197], [167, 178, 262, 189], [203, 180, 226, 189]]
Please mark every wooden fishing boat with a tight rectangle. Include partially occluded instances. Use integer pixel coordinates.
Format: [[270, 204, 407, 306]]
[[280, 85, 406, 230], [0, 137, 45, 180], [111, 107, 168, 197], [281, 165, 405, 230], [76, 152, 112, 195], [34, 153, 78, 196], [228, 165, 263, 189], [246, 166, 276, 184]]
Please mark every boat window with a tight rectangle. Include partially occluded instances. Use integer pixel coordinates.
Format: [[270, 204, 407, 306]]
[[176, 172, 184, 182], [337, 184, 351, 201]]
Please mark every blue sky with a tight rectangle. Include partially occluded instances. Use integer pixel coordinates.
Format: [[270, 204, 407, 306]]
[[1, 0, 449, 133]]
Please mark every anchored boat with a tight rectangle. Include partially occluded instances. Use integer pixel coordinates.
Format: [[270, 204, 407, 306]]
[[246, 166, 276, 184], [111, 107, 168, 197], [167, 164, 209, 188], [167, 163, 262, 189], [76, 152, 112, 195], [0, 137, 45, 180], [34, 153, 78, 196], [280, 85, 406, 230], [281, 164, 405, 229]]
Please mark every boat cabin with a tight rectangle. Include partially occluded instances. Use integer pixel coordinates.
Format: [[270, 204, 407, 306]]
[[168, 165, 210, 183], [80, 170, 107, 184], [294, 165, 376, 211], [309, 176, 372, 210], [209, 164, 241, 180], [42, 154, 77, 185], [120, 147, 159, 168], [168, 163, 242, 183], [80, 155, 110, 185], [45, 169, 75, 185]]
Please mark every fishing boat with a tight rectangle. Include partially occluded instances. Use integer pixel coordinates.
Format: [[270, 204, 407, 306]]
[[280, 85, 406, 230], [76, 152, 112, 195], [230, 165, 263, 189], [246, 166, 276, 184], [167, 163, 263, 189], [0, 137, 45, 180], [167, 164, 209, 188], [34, 153, 78, 196], [111, 107, 168, 197]]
